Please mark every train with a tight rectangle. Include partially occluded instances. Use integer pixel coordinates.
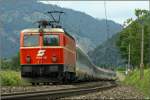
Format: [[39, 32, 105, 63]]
[[20, 11, 116, 85], [76, 47, 116, 81]]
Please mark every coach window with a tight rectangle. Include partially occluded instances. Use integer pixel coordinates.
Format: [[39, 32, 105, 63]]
[[43, 35, 59, 46], [24, 34, 39, 47]]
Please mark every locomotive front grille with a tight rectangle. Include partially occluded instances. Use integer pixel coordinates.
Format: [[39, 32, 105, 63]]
[[21, 64, 63, 78], [49, 66, 58, 71]]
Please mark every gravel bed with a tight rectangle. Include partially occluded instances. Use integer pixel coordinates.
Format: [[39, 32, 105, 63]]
[[62, 84, 145, 99], [1, 85, 76, 95], [1, 81, 104, 95]]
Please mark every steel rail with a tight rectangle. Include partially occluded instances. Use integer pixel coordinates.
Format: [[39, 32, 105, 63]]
[[1, 81, 117, 100]]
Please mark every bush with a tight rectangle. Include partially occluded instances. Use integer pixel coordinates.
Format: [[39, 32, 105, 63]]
[[1, 52, 20, 71], [117, 67, 126, 72], [0, 70, 27, 86]]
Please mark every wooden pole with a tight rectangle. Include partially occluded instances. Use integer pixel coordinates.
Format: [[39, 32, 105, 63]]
[[140, 24, 144, 79], [128, 43, 131, 71]]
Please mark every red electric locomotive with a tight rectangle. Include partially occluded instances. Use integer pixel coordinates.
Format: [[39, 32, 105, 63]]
[[20, 11, 76, 84]]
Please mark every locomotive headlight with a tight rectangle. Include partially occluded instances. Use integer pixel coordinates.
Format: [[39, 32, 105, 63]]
[[51, 56, 57, 63], [26, 56, 31, 63]]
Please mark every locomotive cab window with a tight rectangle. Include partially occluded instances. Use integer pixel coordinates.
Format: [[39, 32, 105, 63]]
[[43, 35, 59, 46], [23, 34, 39, 47]]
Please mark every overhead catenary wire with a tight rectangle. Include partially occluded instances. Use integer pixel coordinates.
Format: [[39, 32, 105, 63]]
[[103, 1, 113, 68], [104, 1, 110, 40]]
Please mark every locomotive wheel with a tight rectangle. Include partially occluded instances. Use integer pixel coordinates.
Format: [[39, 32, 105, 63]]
[[31, 82, 35, 86], [63, 72, 71, 84], [57, 73, 63, 81], [43, 82, 47, 85], [52, 82, 59, 85], [46, 82, 50, 85]]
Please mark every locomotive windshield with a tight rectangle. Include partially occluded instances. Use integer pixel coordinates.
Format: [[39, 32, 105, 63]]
[[43, 35, 59, 46], [24, 34, 39, 47]]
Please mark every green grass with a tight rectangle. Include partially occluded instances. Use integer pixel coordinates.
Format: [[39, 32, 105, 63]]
[[0, 70, 28, 86], [123, 68, 150, 97]]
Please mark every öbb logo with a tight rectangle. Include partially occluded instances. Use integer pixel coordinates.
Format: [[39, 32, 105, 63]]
[[37, 50, 46, 57]]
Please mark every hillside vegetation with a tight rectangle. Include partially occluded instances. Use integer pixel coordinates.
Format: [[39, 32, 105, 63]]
[[88, 34, 124, 67], [117, 9, 150, 66], [89, 9, 150, 67], [123, 68, 150, 97]]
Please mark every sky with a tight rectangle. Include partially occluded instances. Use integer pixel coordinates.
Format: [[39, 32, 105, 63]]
[[39, 1, 149, 25]]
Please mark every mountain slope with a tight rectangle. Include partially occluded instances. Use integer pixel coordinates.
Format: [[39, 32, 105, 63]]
[[88, 34, 125, 67], [0, 0, 122, 58]]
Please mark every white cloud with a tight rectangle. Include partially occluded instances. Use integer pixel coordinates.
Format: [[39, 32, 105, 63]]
[[39, 1, 149, 25]]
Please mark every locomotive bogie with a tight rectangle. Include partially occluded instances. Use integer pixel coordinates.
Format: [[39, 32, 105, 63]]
[[21, 64, 76, 83]]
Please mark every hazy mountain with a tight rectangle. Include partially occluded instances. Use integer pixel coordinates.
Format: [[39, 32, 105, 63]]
[[0, 0, 122, 58], [88, 34, 125, 67]]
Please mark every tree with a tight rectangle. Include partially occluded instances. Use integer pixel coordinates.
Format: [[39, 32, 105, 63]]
[[1, 52, 20, 71], [10, 52, 20, 71], [1, 58, 12, 70], [117, 9, 150, 68]]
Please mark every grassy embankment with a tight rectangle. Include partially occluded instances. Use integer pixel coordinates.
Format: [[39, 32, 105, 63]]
[[0, 70, 28, 86], [119, 68, 150, 97]]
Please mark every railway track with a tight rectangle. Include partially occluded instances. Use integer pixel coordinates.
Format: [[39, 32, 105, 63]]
[[1, 81, 117, 100]]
